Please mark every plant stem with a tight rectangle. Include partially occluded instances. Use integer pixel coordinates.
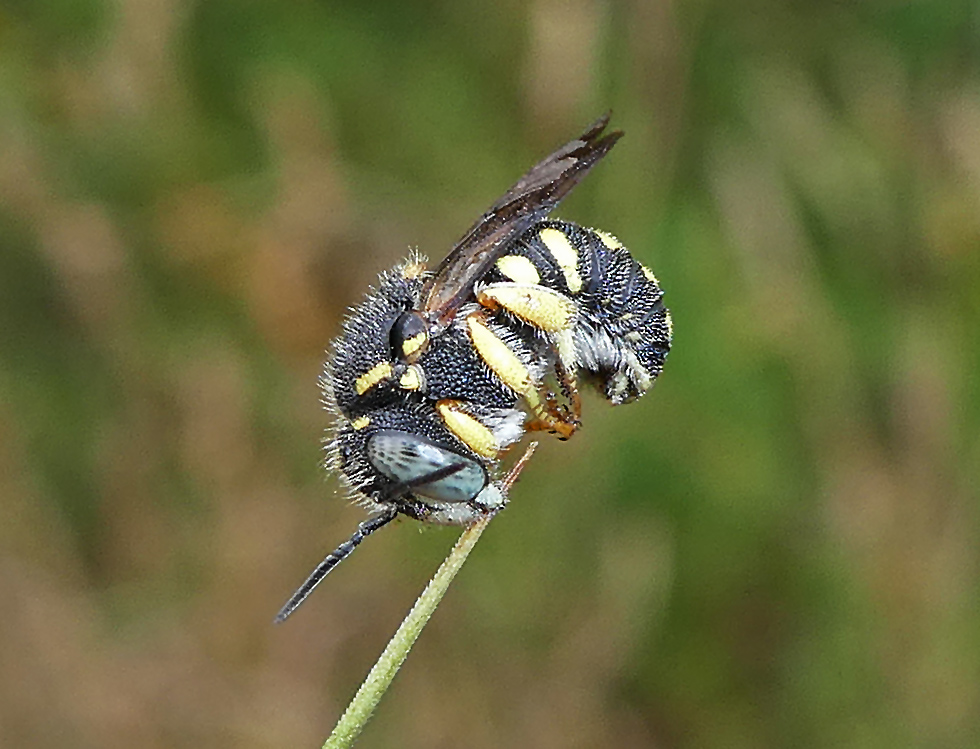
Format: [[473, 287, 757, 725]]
[[322, 442, 538, 749], [322, 515, 490, 749]]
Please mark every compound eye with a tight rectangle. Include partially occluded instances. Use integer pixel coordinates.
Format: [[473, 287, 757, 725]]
[[367, 431, 487, 503], [390, 311, 429, 363]]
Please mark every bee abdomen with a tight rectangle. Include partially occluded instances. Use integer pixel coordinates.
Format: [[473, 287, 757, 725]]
[[502, 220, 672, 404]]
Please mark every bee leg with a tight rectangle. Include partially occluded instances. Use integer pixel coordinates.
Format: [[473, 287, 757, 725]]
[[466, 311, 576, 439], [553, 327, 582, 425], [554, 360, 582, 433], [476, 284, 582, 438], [522, 380, 579, 440], [521, 338, 581, 440], [476, 282, 576, 334], [517, 375, 579, 439]]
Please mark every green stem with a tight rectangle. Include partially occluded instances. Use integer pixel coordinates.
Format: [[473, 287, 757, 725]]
[[322, 514, 492, 749], [321, 442, 537, 748]]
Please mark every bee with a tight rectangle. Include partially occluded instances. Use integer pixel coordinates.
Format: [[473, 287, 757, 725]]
[[275, 114, 672, 622]]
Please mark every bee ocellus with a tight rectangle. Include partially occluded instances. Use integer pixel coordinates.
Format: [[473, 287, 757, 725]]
[[276, 114, 672, 622]]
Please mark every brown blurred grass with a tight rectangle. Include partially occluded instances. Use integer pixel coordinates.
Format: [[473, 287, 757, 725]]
[[1, 1, 979, 747]]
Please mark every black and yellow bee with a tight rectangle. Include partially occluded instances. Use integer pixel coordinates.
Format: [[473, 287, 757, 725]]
[[276, 114, 672, 622]]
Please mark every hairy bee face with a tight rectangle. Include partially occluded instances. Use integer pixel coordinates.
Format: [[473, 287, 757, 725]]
[[276, 114, 672, 623]]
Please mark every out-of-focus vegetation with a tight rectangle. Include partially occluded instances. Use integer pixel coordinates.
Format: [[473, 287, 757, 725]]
[[1, 1, 978, 747]]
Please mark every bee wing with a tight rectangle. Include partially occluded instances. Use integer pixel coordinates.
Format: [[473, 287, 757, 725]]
[[422, 113, 622, 324]]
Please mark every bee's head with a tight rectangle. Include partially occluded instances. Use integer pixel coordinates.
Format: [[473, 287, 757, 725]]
[[326, 258, 431, 417]]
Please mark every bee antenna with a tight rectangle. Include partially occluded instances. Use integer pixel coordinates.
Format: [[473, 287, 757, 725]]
[[274, 508, 399, 624]]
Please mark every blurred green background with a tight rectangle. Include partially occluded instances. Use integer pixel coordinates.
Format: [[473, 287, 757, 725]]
[[2, 1, 979, 747]]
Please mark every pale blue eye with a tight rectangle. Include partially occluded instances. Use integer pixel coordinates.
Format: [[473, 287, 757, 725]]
[[367, 431, 487, 502]]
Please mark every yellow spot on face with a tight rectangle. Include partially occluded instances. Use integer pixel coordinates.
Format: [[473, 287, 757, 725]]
[[595, 230, 622, 250], [477, 282, 576, 332], [354, 361, 393, 395], [467, 315, 533, 395], [351, 416, 370, 430], [640, 264, 659, 284], [496, 255, 540, 285], [401, 331, 428, 358], [539, 227, 582, 294], [436, 400, 498, 458], [399, 366, 423, 391]]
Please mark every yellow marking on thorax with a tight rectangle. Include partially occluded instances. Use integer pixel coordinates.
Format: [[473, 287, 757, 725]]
[[539, 227, 582, 293], [595, 230, 623, 250], [351, 416, 371, 430], [496, 255, 540, 285], [436, 400, 498, 458], [401, 331, 428, 358], [354, 361, 393, 395], [466, 316, 533, 395], [399, 366, 423, 391], [640, 265, 659, 284], [477, 282, 576, 332]]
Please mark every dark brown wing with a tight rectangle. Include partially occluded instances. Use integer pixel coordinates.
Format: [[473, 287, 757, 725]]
[[422, 113, 623, 325]]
